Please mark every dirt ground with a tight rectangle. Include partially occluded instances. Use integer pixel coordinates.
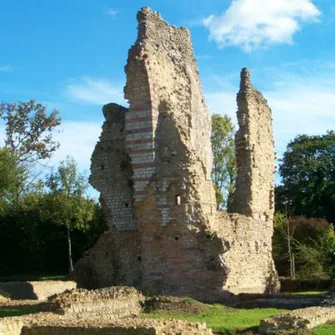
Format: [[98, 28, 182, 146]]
[[144, 296, 212, 314]]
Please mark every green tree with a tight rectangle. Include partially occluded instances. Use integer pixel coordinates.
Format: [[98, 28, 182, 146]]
[[0, 191, 107, 276], [273, 215, 335, 279], [276, 131, 335, 223], [0, 100, 61, 205], [0, 148, 25, 208], [44, 157, 95, 272], [211, 114, 236, 210], [0, 100, 61, 163]]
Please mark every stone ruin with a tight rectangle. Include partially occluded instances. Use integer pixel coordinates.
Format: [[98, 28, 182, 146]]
[[73, 7, 279, 301], [0, 287, 214, 335]]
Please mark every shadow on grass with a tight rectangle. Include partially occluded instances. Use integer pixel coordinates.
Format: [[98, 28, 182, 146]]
[[0, 308, 38, 318]]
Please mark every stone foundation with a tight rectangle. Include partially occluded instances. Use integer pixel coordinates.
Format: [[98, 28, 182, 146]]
[[260, 306, 335, 334], [47, 286, 144, 318], [1, 287, 205, 335], [20, 319, 213, 335], [0, 290, 213, 335]]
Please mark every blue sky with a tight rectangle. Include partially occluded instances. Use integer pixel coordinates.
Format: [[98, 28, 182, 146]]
[[1, 0, 335, 194]]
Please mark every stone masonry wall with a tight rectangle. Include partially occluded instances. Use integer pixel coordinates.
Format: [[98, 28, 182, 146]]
[[90, 103, 138, 230], [19, 319, 213, 335], [47, 286, 144, 318], [232, 69, 275, 221], [73, 7, 279, 300]]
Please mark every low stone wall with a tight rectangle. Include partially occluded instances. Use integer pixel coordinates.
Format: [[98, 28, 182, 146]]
[[0, 281, 77, 300], [1, 313, 213, 335], [259, 306, 335, 334], [20, 318, 213, 335], [0, 287, 147, 335], [0, 316, 25, 335], [47, 286, 144, 318]]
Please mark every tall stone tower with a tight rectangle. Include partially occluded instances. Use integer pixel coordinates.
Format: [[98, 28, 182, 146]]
[[73, 8, 279, 300], [232, 68, 275, 222]]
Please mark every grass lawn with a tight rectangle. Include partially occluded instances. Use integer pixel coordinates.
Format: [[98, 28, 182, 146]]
[[142, 304, 288, 334], [0, 308, 38, 318], [312, 323, 335, 335], [289, 291, 327, 295]]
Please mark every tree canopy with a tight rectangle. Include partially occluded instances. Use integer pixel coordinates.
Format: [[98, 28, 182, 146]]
[[273, 214, 335, 279], [0, 100, 62, 206], [44, 157, 95, 272], [0, 148, 25, 208], [276, 131, 335, 223], [211, 114, 236, 210], [0, 100, 61, 164]]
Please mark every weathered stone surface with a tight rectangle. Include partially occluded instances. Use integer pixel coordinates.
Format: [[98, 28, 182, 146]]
[[0, 286, 152, 335], [21, 319, 213, 335], [47, 286, 144, 318], [0, 281, 77, 301], [73, 7, 278, 300], [259, 306, 335, 334], [1, 312, 213, 335], [232, 68, 275, 221]]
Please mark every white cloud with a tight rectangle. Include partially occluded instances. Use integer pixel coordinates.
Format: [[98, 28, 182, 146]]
[[66, 77, 125, 105], [0, 65, 14, 72], [204, 62, 335, 163], [205, 91, 237, 119], [50, 121, 101, 171], [203, 0, 320, 51], [106, 8, 118, 16], [265, 78, 335, 156], [45, 120, 102, 198]]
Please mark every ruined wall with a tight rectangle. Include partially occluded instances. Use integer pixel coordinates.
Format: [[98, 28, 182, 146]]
[[232, 69, 275, 221], [19, 319, 213, 335], [1, 287, 213, 335], [90, 103, 138, 230], [48, 286, 144, 318], [0, 281, 76, 301], [79, 103, 142, 288], [73, 7, 278, 300]]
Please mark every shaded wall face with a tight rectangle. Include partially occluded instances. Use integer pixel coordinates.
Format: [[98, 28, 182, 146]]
[[90, 104, 138, 231]]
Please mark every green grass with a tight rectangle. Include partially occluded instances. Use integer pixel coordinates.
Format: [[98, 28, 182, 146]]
[[282, 290, 328, 296], [293, 291, 327, 295], [142, 304, 288, 334], [0, 308, 38, 318], [312, 323, 335, 335]]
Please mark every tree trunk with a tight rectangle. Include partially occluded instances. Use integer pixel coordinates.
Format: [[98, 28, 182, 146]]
[[286, 219, 296, 279], [67, 226, 74, 273]]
